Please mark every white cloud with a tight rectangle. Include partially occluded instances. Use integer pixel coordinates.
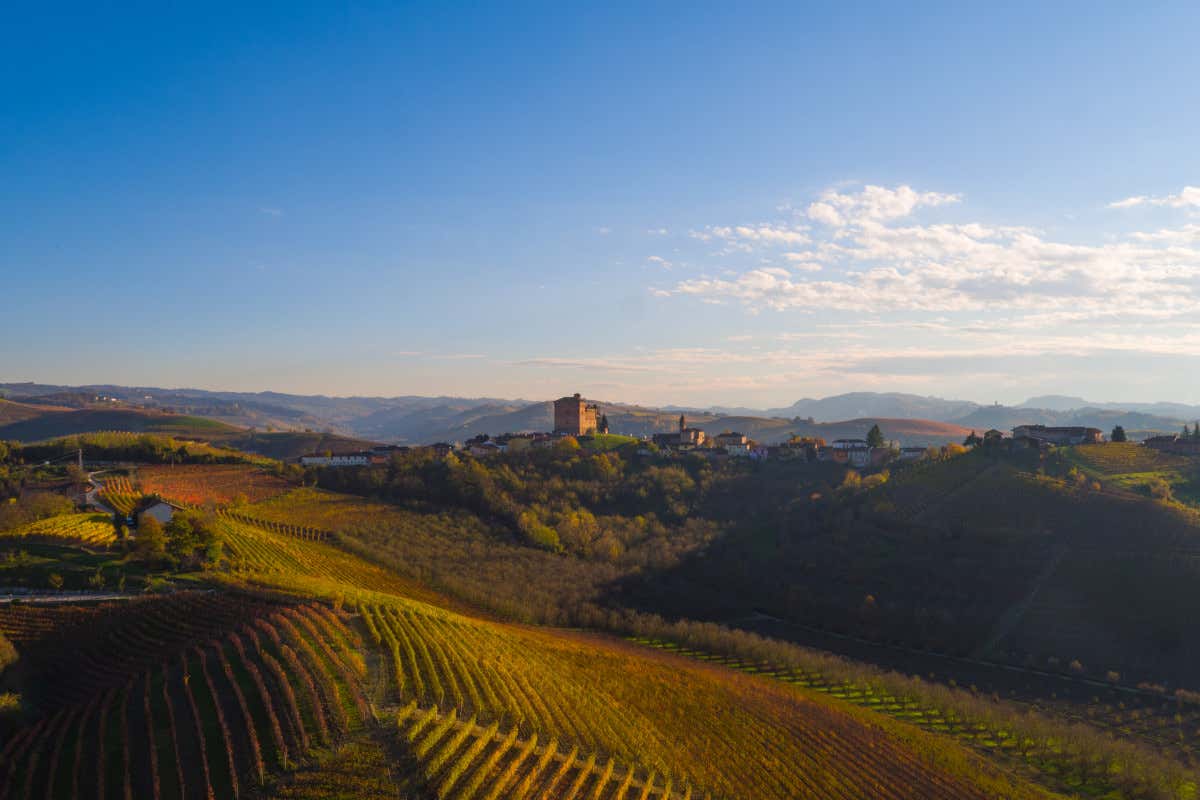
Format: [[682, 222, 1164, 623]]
[[658, 183, 1200, 318], [259, 207, 284, 217], [647, 227, 669, 235], [691, 223, 810, 248], [1109, 186, 1200, 210], [647, 255, 672, 269], [806, 184, 960, 226]]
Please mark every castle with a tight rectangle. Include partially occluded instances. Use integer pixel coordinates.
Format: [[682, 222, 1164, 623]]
[[553, 393, 601, 436]]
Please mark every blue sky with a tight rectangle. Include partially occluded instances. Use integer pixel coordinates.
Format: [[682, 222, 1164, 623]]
[[4, 2, 1200, 407]]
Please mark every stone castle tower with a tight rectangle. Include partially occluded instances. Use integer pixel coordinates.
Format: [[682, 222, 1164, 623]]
[[553, 393, 599, 436]]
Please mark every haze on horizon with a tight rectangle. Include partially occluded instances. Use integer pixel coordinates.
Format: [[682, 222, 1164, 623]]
[[4, 2, 1199, 408]]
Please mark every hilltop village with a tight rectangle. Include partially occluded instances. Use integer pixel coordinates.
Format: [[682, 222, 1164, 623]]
[[296, 392, 1200, 469]]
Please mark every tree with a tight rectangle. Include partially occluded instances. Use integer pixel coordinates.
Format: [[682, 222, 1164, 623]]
[[553, 436, 581, 455], [866, 424, 885, 448], [963, 431, 982, 447], [165, 510, 223, 570], [47, 573, 64, 590], [1110, 425, 1127, 443], [1194, 422, 1200, 440], [133, 515, 168, 564]]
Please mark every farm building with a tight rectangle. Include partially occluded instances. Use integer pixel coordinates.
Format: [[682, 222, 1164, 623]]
[[1011, 425, 1103, 446], [138, 499, 180, 527]]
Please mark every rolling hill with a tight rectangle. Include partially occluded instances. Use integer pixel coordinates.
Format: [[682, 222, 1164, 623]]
[[0, 496, 1065, 800], [3, 382, 1193, 447], [0, 407, 241, 442]]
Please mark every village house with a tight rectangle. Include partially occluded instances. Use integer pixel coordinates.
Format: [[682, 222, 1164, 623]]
[[1144, 434, 1200, 454], [652, 414, 706, 450], [467, 441, 504, 457], [714, 431, 751, 456], [299, 453, 372, 467]]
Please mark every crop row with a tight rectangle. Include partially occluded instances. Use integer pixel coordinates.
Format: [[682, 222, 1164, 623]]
[[633, 637, 1199, 800], [98, 490, 141, 517], [220, 509, 332, 542], [2, 513, 116, 548], [359, 600, 1000, 800], [4, 592, 282, 709], [215, 516, 413, 596], [0, 603, 367, 800], [395, 702, 700, 800], [137, 465, 291, 506]]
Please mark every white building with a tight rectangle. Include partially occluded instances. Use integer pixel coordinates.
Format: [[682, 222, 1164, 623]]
[[138, 500, 179, 526], [299, 454, 371, 467]]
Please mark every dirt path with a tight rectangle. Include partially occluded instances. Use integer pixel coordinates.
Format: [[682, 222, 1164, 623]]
[[84, 471, 115, 515], [971, 543, 1068, 660]]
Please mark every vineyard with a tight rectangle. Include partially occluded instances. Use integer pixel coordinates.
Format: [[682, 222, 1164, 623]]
[[1068, 443, 1191, 475], [213, 513, 442, 605], [246, 487, 412, 531], [2, 513, 116, 548], [0, 601, 368, 800], [628, 636, 1199, 800], [137, 464, 293, 506], [1063, 443, 1200, 507], [0, 592, 282, 710], [97, 475, 143, 517], [394, 702, 691, 800], [2, 477, 1183, 799], [353, 599, 1043, 800]]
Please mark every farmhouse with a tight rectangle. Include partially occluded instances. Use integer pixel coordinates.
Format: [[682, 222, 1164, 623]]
[[138, 499, 180, 527], [1011, 425, 1104, 446]]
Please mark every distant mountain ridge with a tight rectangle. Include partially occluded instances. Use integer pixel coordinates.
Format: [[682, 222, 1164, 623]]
[[2, 383, 1196, 446]]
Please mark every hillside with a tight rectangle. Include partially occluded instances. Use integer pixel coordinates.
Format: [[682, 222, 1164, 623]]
[[4, 445, 1199, 798], [0, 498, 1066, 800], [0, 407, 241, 442], [0, 398, 70, 426]]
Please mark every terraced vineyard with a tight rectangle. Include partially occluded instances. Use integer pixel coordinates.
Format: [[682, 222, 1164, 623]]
[[138, 464, 292, 506], [630, 637, 1198, 800], [0, 592, 281, 709], [2, 513, 116, 548], [214, 513, 440, 604], [356, 599, 1044, 800], [0, 601, 367, 799], [395, 703, 690, 800]]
